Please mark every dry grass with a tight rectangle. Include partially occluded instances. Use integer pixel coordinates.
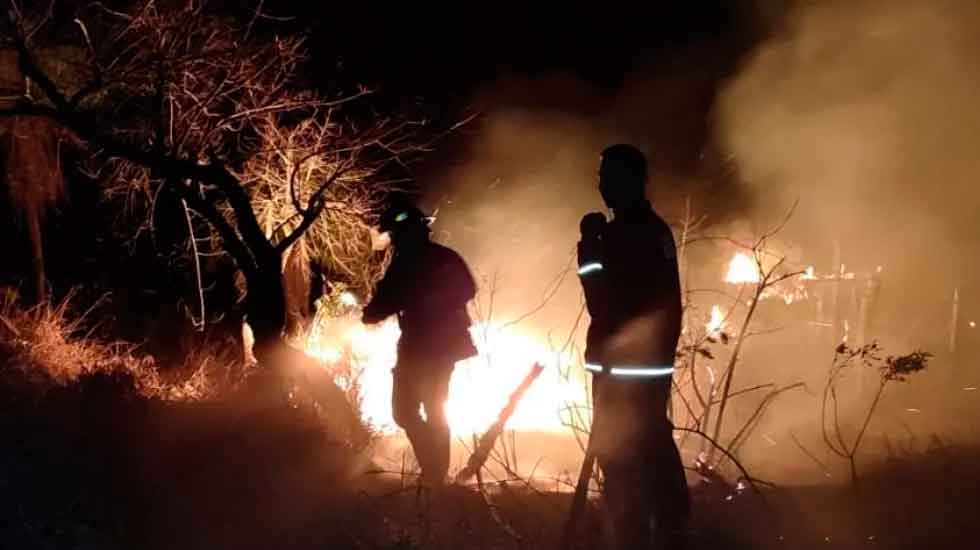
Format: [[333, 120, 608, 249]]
[[0, 287, 247, 401], [2, 288, 977, 549], [0, 288, 137, 384]]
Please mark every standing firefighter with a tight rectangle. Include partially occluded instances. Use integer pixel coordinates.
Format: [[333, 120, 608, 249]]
[[578, 144, 689, 549], [362, 205, 478, 487]]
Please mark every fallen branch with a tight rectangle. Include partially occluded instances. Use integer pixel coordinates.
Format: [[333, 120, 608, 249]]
[[456, 363, 544, 484]]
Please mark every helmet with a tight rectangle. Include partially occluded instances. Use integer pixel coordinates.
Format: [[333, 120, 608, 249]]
[[378, 204, 430, 234]]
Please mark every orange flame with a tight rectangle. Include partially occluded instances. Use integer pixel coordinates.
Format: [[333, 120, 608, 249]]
[[706, 305, 725, 334], [725, 252, 761, 284], [304, 317, 587, 435]]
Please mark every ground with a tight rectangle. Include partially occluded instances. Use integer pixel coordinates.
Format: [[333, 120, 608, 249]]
[[2, 356, 979, 550]]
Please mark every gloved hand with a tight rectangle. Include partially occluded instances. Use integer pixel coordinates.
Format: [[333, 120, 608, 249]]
[[578, 212, 606, 274], [579, 212, 607, 239]]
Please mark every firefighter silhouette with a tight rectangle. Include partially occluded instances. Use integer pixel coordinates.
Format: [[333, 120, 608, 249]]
[[362, 204, 477, 486], [578, 144, 690, 549]]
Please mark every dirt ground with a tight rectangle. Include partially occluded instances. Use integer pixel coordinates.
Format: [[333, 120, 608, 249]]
[[2, 363, 980, 550]]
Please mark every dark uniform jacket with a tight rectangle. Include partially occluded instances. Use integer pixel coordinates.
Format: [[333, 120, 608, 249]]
[[363, 241, 477, 367], [580, 202, 682, 368]]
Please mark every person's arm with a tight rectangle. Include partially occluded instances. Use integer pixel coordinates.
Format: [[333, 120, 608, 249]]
[[577, 213, 607, 319], [452, 254, 477, 304], [362, 268, 402, 324]]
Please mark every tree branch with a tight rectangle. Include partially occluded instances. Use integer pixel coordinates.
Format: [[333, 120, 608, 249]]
[[176, 181, 257, 277], [274, 160, 353, 254]]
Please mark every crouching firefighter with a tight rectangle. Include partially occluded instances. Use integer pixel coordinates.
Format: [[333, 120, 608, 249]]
[[577, 144, 690, 549], [362, 204, 478, 487]]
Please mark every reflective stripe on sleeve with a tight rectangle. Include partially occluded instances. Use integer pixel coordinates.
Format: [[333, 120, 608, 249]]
[[584, 362, 604, 373], [577, 262, 604, 276], [609, 366, 675, 377], [584, 363, 675, 377]]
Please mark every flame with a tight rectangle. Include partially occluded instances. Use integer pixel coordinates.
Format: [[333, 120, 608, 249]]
[[723, 253, 814, 304], [706, 305, 725, 334], [303, 317, 586, 435], [339, 291, 359, 307], [725, 252, 761, 284]]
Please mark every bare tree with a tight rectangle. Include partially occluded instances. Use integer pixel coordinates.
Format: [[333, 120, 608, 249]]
[[668, 205, 808, 467], [1, 1, 429, 366], [821, 342, 930, 489], [705, 234, 805, 458]]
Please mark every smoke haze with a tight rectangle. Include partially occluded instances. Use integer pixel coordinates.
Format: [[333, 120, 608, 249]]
[[405, 0, 980, 485], [420, 40, 753, 334], [715, 0, 980, 299]]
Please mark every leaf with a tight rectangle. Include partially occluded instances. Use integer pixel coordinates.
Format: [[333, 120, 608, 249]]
[[884, 350, 931, 382]]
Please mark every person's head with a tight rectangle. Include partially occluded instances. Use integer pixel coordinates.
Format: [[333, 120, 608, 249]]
[[598, 144, 648, 211], [378, 204, 431, 249]]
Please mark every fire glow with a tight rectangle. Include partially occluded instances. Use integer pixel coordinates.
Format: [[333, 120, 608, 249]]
[[725, 252, 762, 284], [706, 305, 726, 334], [303, 316, 587, 436]]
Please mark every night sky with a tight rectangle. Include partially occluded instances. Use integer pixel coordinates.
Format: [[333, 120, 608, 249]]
[[243, 1, 777, 182], [298, 2, 756, 95]]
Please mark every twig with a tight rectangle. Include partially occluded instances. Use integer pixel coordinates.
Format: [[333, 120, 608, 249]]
[[789, 432, 831, 477], [181, 197, 206, 331], [674, 427, 770, 509]]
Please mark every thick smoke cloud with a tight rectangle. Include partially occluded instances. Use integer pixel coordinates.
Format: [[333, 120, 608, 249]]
[[409, 1, 980, 485], [419, 45, 749, 334], [712, 0, 980, 479], [715, 0, 980, 314]]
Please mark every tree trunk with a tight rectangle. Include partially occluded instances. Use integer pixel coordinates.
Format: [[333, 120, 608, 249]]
[[244, 256, 288, 367], [26, 208, 46, 303]]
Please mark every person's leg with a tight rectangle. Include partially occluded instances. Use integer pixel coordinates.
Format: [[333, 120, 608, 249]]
[[595, 378, 652, 549], [601, 459, 652, 549], [650, 429, 690, 549], [391, 368, 429, 475], [421, 363, 453, 484]]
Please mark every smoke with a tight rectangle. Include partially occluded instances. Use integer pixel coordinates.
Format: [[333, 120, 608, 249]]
[[404, 0, 980, 486], [715, 0, 980, 297], [422, 106, 600, 332], [712, 0, 980, 482], [419, 44, 750, 333]]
